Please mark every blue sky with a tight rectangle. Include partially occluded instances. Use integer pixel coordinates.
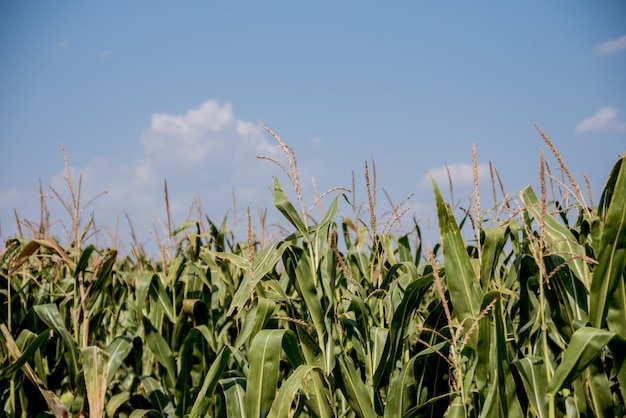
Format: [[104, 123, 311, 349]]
[[1, 1, 625, 251]]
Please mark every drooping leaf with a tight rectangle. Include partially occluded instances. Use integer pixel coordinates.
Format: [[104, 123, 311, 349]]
[[218, 377, 247, 418], [547, 327, 616, 396], [33, 303, 80, 383]]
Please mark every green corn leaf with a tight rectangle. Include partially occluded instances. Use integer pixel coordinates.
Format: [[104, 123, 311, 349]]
[[584, 362, 613, 417], [384, 356, 417, 418], [292, 247, 326, 348], [105, 336, 133, 385], [374, 274, 433, 388], [142, 316, 177, 390], [219, 377, 247, 418], [433, 180, 482, 335], [607, 279, 626, 341], [609, 338, 626, 404], [547, 327, 616, 396], [273, 176, 310, 241], [149, 274, 175, 323], [224, 240, 286, 317], [177, 325, 218, 414], [106, 392, 130, 417], [141, 376, 176, 417], [80, 346, 109, 418], [335, 354, 377, 418], [246, 329, 302, 418], [86, 249, 118, 314], [0, 328, 49, 380], [189, 345, 232, 417], [74, 244, 95, 277], [521, 186, 591, 290], [234, 297, 276, 350], [135, 272, 152, 319], [267, 365, 329, 418], [590, 155, 626, 335], [302, 371, 334, 418], [128, 410, 163, 418], [370, 327, 388, 377], [0, 324, 68, 418], [512, 357, 549, 418], [486, 300, 524, 418], [479, 227, 505, 290], [33, 303, 80, 383], [172, 219, 198, 236]]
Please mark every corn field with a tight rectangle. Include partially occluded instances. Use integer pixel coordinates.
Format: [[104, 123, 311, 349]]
[[1, 126, 625, 417]]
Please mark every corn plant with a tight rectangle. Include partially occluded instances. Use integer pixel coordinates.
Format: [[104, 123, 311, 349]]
[[0, 126, 624, 417]]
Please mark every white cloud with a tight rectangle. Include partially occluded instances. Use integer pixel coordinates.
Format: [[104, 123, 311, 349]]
[[78, 101, 280, 228], [575, 107, 626, 134], [140, 100, 276, 165], [1, 100, 325, 249], [419, 162, 489, 190], [594, 34, 626, 56]]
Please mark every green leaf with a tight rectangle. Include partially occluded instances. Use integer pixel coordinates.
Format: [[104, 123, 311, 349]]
[[172, 219, 198, 236], [590, 155, 626, 335], [189, 346, 232, 417], [219, 377, 247, 418], [374, 274, 433, 388], [105, 336, 133, 385], [0, 324, 68, 418], [80, 346, 109, 418], [141, 376, 176, 417], [295, 248, 325, 337], [512, 357, 549, 418], [74, 245, 95, 277], [128, 410, 163, 418], [0, 328, 49, 380], [178, 325, 218, 414], [521, 186, 591, 290], [224, 241, 286, 317], [384, 356, 417, 418], [486, 300, 524, 418], [273, 177, 310, 240], [479, 227, 505, 290], [142, 316, 177, 390], [234, 298, 276, 352], [33, 304, 80, 383], [267, 365, 329, 418], [547, 327, 616, 396], [149, 273, 176, 323], [246, 329, 302, 418], [433, 180, 482, 337], [335, 354, 377, 418]]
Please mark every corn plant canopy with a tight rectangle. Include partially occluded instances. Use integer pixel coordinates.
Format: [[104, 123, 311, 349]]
[[1, 128, 625, 417]]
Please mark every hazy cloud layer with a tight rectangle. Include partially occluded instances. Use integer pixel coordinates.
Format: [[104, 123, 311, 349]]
[[419, 163, 489, 190], [594, 34, 626, 56], [576, 107, 626, 133]]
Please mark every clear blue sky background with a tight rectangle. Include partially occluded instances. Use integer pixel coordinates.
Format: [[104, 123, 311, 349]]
[[1, 1, 625, 251]]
